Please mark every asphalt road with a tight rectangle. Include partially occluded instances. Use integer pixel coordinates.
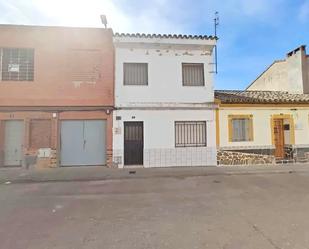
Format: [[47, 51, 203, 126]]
[[1, 172, 309, 249]]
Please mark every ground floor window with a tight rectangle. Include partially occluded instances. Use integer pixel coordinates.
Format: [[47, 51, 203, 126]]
[[228, 115, 253, 142], [175, 121, 207, 147]]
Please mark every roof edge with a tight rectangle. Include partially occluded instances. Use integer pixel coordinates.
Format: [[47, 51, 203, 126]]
[[114, 32, 218, 40], [0, 23, 113, 32]]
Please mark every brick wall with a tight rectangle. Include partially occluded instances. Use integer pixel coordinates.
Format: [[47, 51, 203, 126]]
[[0, 24, 115, 169], [0, 25, 114, 107], [0, 110, 113, 168], [29, 119, 52, 149], [0, 120, 4, 166]]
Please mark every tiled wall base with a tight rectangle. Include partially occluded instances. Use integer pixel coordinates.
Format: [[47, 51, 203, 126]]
[[113, 147, 217, 168]]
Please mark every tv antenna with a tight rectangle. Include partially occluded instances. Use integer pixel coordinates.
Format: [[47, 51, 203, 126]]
[[214, 11, 219, 74]]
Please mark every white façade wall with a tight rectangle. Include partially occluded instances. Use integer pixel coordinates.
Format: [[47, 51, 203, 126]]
[[114, 47, 214, 106], [113, 109, 217, 167], [218, 107, 309, 148]]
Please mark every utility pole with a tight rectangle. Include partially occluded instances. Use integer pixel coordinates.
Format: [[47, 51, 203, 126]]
[[214, 11, 219, 74]]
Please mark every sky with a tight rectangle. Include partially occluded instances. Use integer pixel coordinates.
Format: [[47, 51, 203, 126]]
[[1, 0, 309, 90]]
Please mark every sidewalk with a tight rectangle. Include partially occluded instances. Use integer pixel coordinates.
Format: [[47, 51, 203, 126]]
[[1, 164, 309, 184]]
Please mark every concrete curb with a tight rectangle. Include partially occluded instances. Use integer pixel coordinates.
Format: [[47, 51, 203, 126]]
[[1, 164, 309, 184]]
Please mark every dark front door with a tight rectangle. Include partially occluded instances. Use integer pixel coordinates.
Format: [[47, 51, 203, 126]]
[[124, 122, 143, 165]]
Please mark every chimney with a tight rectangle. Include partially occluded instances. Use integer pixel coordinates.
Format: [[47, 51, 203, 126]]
[[300, 46, 309, 94], [286, 45, 308, 94]]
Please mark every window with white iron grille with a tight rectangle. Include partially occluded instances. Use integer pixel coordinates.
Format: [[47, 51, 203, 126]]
[[175, 121, 207, 147], [123, 63, 148, 85], [1, 48, 34, 81], [182, 63, 204, 86]]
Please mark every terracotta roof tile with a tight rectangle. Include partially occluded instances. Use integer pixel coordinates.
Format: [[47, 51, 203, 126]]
[[215, 90, 309, 104], [114, 32, 217, 40]]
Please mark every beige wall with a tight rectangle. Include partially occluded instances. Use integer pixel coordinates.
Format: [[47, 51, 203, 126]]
[[247, 61, 288, 92], [306, 57, 309, 93], [307, 57, 309, 80], [247, 46, 308, 93], [218, 106, 309, 148]]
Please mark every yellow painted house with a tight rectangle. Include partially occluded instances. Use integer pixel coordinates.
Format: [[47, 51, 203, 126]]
[[215, 90, 309, 165], [215, 45, 309, 165]]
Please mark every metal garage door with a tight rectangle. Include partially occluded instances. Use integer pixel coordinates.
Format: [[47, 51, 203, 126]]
[[4, 121, 24, 166], [60, 120, 106, 166]]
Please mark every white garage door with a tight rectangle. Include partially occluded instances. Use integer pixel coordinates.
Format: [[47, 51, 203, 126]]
[[4, 121, 24, 166], [60, 120, 106, 166]]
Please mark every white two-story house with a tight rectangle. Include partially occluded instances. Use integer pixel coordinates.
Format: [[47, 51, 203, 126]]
[[113, 33, 217, 168]]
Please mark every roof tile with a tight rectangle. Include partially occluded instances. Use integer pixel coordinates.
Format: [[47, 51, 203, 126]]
[[114, 32, 217, 40], [215, 90, 309, 104]]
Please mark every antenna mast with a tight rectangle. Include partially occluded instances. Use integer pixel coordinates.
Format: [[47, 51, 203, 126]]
[[214, 11, 219, 74]]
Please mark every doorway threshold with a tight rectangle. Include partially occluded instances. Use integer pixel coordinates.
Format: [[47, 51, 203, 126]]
[[124, 165, 144, 169]]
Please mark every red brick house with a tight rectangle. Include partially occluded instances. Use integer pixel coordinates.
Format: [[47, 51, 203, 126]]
[[0, 24, 114, 168]]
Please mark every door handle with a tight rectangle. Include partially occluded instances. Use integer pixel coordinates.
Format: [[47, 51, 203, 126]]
[[83, 140, 86, 150]]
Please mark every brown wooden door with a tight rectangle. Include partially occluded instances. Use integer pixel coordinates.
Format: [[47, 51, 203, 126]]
[[273, 119, 285, 158]]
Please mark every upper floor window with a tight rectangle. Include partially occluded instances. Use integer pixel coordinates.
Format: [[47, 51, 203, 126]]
[[228, 115, 253, 142], [70, 49, 101, 84], [182, 63, 204, 86], [175, 121, 207, 147], [1, 48, 34, 81], [123, 63, 148, 85]]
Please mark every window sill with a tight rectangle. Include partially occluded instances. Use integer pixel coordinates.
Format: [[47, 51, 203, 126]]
[[1, 80, 34, 83], [230, 140, 253, 143], [123, 84, 148, 86], [182, 85, 206, 87], [175, 145, 207, 148]]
